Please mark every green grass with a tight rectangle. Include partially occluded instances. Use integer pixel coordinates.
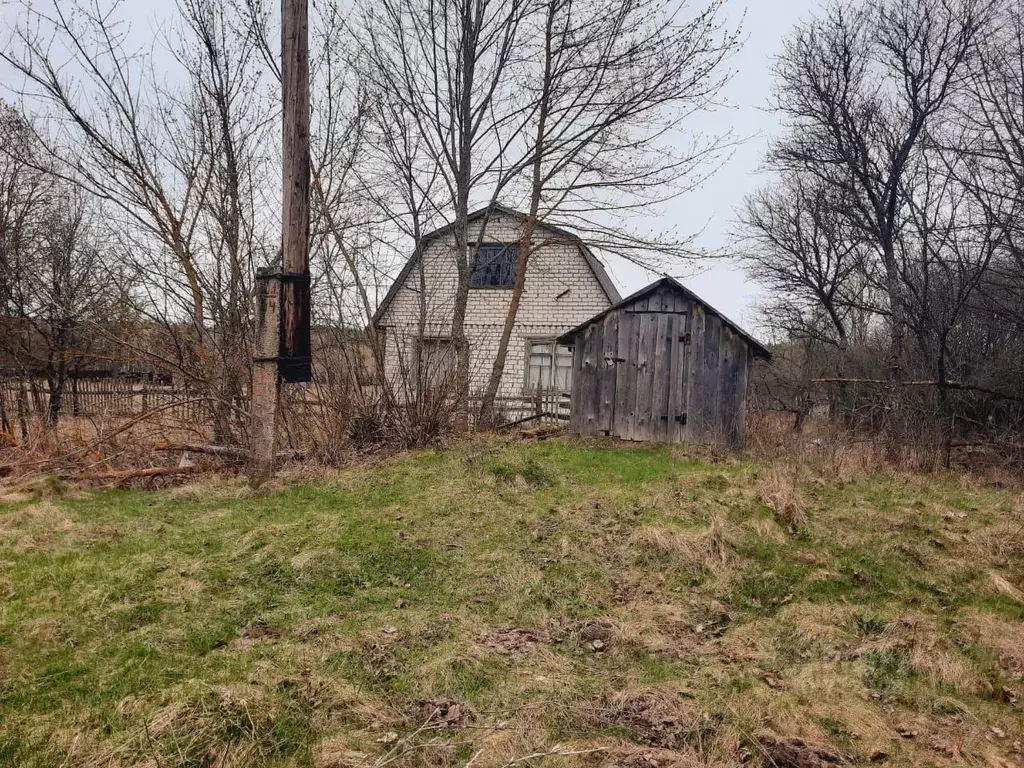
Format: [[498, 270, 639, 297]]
[[1, 437, 1023, 767]]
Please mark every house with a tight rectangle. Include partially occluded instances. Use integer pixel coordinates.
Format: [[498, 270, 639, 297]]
[[557, 277, 771, 447], [372, 206, 620, 404]]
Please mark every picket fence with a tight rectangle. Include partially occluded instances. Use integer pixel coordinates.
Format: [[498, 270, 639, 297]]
[[0, 376, 570, 428]]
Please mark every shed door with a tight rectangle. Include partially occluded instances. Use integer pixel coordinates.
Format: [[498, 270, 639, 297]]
[[611, 309, 690, 442]]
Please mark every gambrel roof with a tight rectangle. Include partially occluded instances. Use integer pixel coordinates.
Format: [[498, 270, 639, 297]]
[[371, 205, 620, 326]]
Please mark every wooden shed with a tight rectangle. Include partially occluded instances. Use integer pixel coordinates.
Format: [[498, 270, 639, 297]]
[[557, 278, 771, 447]]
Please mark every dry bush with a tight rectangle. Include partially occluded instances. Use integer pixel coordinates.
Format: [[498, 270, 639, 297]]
[[347, 395, 456, 451], [747, 410, 1024, 482], [755, 466, 808, 535], [0, 404, 223, 485], [279, 360, 459, 461]]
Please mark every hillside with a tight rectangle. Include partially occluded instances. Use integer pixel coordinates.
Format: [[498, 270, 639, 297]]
[[1, 438, 1022, 767]]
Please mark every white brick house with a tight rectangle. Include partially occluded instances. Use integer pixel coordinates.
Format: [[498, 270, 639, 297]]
[[372, 206, 620, 402]]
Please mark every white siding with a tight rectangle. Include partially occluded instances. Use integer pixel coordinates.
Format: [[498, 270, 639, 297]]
[[377, 213, 615, 399]]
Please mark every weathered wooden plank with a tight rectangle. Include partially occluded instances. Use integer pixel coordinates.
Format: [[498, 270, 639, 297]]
[[667, 305, 688, 442], [679, 301, 693, 441], [684, 304, 705, 443], [732, 332, 746, 445], [623, 311, 643, 440], [651, 312, 673, 441], [701, 314, 722, 444], [660, 286, 676, 313], [667, 288, 684, 313], [578, 324, 594, 435], [582, 321, 604, 436], [733, 334, 748, 445], [597, 312, 618, 434], [569, 335, 584, 433], [735, 346, 750, 447], [628, 314, 645, 441], [719, 327, 739, 447], [652, 287, 665, 312], [662, 288, 675, 313], [727, 331, 750, 447], [632, 313, 658, 441], [613, 310, 633, 438]]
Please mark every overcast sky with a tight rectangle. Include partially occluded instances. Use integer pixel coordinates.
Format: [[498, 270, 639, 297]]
[[1, 0, 822, 330], [606, 0, 821, 330]]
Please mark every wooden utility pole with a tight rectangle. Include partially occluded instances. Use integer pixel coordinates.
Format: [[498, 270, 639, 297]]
[[252, 0, 312, 483], [279, 0, 312, 384]]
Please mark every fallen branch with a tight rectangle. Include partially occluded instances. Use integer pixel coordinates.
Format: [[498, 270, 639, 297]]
[[155, 442, 251, 459], [498, 412, 569, 430], [74, 466, 201, 482], [155, 442, 306, 461]]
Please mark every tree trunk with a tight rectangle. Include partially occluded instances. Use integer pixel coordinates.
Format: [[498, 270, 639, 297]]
[[450, 0, 478, 434], [881, 240, 906, 461], [0, 381, 10, 436], [47, 376, 63, 426], [479, 2, 554, 424], [479, 219, 537, 424], [451, 210, 473, 432], [793, 409, 806, 432], [16, 379, 29, 441]]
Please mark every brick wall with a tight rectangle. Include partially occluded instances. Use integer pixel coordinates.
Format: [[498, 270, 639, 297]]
[[377, 213, 616, 398]]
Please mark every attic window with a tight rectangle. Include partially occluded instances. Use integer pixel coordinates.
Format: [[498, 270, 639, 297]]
[[471, 243, 519, 288]]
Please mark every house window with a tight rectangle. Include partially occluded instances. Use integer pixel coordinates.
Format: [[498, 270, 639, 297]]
[[526, 340, 573, 392], [416, 337, 456, 391], [471, 243, 519, 288]]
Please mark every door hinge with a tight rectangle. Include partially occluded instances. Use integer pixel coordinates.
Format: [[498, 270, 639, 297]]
[[680, 333, 692, 346], [675, 413, 688, 425]]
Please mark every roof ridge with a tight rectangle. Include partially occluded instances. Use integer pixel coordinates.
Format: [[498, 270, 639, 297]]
[[557, 276, 771, 360]]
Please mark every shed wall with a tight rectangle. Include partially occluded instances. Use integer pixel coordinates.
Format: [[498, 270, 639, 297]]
[[568, 285, 751, 446]]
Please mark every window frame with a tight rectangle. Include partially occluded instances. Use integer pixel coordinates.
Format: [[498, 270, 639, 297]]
[[524, 338, 574, 393], [470, 241, 520, 289], [414, 336, 457, 392]]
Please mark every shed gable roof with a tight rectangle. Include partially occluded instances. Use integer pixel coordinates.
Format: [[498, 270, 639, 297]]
[[371, 205, 621, 326], [557, 277, 772, 360]]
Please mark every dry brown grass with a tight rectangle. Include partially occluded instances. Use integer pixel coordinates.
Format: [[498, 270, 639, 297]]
[[987, 572, 1024, 604], [748, 412, 1024, 484], [755, 466, 809, 535], [629, 516, 738, 577]]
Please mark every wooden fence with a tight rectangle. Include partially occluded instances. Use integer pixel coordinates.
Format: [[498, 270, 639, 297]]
[[487, 387, 570, 427], [0, 377, 210, 425], [0, 376, 571, 430]]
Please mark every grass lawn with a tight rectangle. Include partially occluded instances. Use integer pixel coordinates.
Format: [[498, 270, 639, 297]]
[[1, 437, 1023, 767]]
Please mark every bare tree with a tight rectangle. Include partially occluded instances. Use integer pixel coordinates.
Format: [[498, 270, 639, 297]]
[[740, 0, 1011, 458], [1, 0, 277, 444], [0, 104, 117, 427], [739, 174, 873, 349], [476, 0, 739, 422], [356, 0, 536, 430], [768, 0, 991, 377]]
